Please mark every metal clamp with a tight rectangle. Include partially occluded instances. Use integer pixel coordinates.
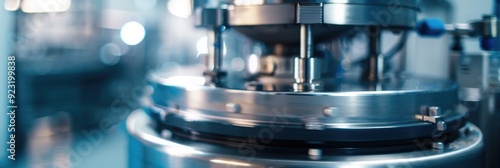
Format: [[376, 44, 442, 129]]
[[415, 106, 447, 131]]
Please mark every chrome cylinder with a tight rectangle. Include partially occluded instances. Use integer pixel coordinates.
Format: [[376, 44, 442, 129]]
[[128, 110, 483, 168]]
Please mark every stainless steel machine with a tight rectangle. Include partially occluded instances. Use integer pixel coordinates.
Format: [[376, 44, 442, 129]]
[[127, 0, 491, 167]]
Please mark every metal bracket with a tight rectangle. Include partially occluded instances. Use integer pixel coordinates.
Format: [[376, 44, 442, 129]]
[[414, 106, 447, 131]]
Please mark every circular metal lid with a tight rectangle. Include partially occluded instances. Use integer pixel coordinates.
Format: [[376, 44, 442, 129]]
[[148, 74, 457, 124]]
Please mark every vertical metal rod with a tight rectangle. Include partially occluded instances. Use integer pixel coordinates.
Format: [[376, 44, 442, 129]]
[[207, 27, 223, 72], [301, 24, 313, 59], [295, 24, 313, 83], [294, 24, 321, 91], [495, 0, 500, 18], [363, 30, 383, 82], [205, 25, 225, 85]]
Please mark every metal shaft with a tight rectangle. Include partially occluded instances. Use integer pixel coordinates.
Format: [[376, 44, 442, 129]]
[[207, 27, 223, 72], [295, 24, 314, 84], [363, 30, 383, 82], [204, 25, 225, 85], [293, 24, 322, 91]]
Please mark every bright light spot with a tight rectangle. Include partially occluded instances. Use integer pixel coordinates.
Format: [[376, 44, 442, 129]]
[[167, 0, 192, 18], [165, 147, 201, 157], [185, 112, 203, 122], [100, 43, 122, 66], [120, 21, 146, 46], [248, 54, 259, 73], [233, 0, 264, 5], [165, 76, 206, 86], [231, 57, 245, 72], [134, 0, 157, 11], [210, 159, 251, 167], [196, 36, 227, 55], [196, 36, 208, 54], [21, 0, 71, 13], [331, 0, 349, 4], [4, 0, 20, 11]]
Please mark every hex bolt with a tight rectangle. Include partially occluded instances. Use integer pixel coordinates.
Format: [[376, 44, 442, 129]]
[[432, 142, 444, 150], [437, 121, 447, 131], [429, 106, 441, 116], [225, 103, 241, 113], [322, 107, 337, 117]]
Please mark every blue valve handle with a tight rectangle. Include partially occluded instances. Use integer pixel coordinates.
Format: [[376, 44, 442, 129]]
[[416, 18, 446, 37]]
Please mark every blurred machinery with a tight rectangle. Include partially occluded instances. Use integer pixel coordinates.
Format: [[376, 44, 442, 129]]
[[2, 0, 156, 167], [126, 0, 499, 168]]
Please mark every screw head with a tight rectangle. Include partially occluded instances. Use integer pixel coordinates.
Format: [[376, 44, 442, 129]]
[[225, 103, 241, 113], [322, 107, 337, 117]]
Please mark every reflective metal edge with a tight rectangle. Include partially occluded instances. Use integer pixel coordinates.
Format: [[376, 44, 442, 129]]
[[229, 0, 418, 8], [148, 75, 458, 124], [128, 110, 483, 168], [227, 3, 417, 27]]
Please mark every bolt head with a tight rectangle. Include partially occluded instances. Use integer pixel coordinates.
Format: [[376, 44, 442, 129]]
[[429, 106, 441, 116], [432, 142, 445, 150], [225, 103, 241, 113], [437, 121, 447, 131]]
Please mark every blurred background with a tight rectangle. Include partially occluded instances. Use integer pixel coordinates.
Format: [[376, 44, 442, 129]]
[[0, 0, 495, 167]]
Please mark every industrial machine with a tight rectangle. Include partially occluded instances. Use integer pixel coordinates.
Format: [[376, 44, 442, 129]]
[[126, 0, 497, 167]]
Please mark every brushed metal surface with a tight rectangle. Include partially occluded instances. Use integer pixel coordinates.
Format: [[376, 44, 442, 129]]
[[128, 110, 483, 168], [148, 74, 459, 124], [228, 5, 296, 26], [323, 4, 417, 27], [226, 1, 417, 27], [229, 0, 418, 8]]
